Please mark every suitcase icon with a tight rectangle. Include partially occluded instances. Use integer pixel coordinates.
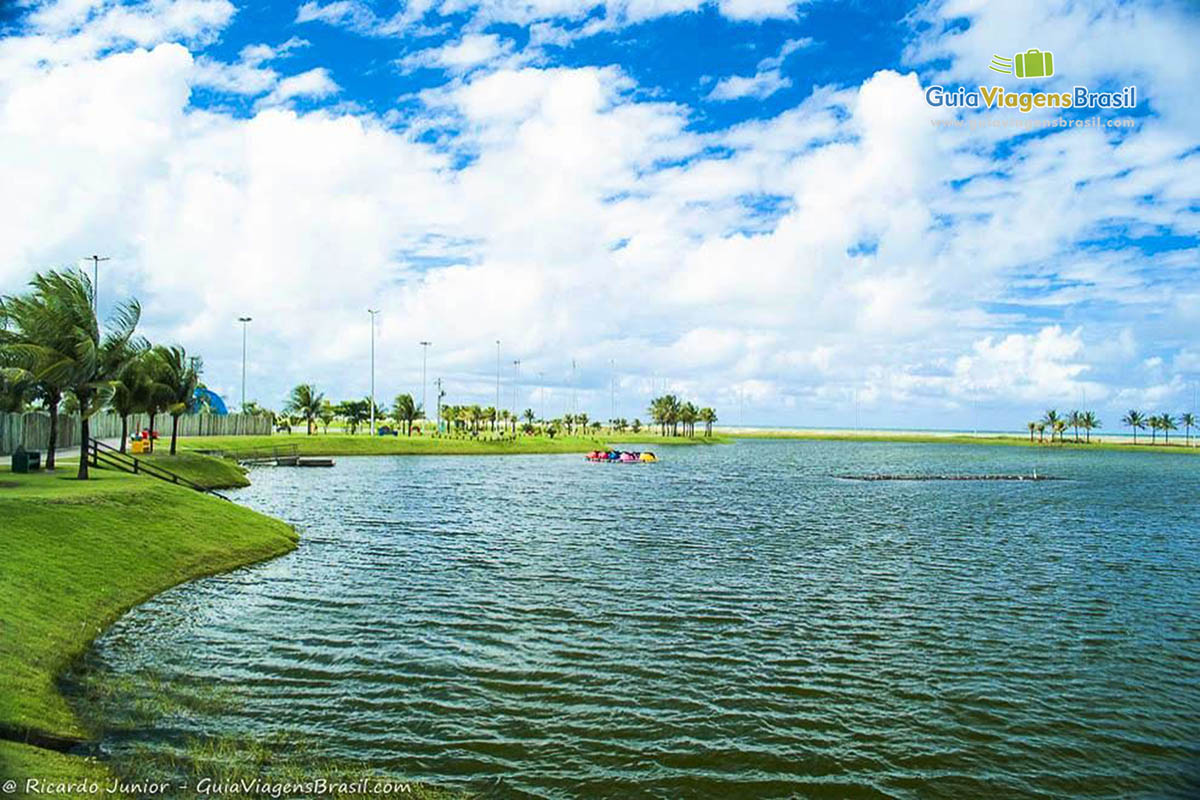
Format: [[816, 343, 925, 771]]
[[1014, 49, 1054, 79]]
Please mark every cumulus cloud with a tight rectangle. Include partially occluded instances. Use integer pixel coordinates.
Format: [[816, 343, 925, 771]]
[[259, 67, 340, 106], [400, 33, 514, 74], [707, 37, 811, 101], [296, 0, 795, 36]]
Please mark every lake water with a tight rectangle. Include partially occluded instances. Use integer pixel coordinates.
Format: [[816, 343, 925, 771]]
[[70, 440, 1200, 798]]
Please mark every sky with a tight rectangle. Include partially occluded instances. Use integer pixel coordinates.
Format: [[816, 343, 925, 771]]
[[0, 0, 1197, 430]]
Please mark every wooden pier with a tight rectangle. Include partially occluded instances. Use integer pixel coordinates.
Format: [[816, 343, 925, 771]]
[[197, 444, 335, 468]]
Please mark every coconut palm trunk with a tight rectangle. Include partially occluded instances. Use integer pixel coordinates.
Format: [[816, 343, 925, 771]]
[[120, 414, 129, 453], [45, 390, 60, 470], [76, 390, 93, 480]]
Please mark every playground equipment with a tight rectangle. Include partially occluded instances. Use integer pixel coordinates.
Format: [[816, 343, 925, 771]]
[[193, 387, 229, 415]]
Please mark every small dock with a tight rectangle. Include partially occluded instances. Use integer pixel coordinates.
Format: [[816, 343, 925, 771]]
[[199, 444, 335, 468], [297, 457, 334, 467]]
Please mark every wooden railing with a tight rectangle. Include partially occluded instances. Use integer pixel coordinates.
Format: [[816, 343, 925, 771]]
[[196, 443, 299, 465], [87, 439, 230, 501]]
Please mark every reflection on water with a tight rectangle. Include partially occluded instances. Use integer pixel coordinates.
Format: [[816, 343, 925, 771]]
[[70, 440, 1200, 798]]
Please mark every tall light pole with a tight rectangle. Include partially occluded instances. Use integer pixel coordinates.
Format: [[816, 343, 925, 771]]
[[238, 317, 252, 412], [435, 377, 444, 433], [610, 358, 615, 423], [368, 309, 380, 436], [512, 359, 520, 413], [420, 341, 431, 420], [495, 340, 501, 415], [85, 254, 109, 312]]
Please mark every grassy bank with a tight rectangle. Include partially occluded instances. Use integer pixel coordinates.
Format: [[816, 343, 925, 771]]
[[134, 451, 250, 489], [179, 432, 726, 457], [723, 428, 1200, 454], [0, 468, 298, 792]]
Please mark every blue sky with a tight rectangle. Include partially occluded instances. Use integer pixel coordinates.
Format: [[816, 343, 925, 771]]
[[0, 0, 1197, 429]]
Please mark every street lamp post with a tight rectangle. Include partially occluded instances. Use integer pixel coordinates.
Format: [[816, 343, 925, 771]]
[[238, 317, 252, 413], [420, 341, 431, 422], [512, 359, 520, 416], [368, 309, 380, 436], [435, 377, 444, 434], [85, 254, 110, 312], [610, 358, 615, 424]]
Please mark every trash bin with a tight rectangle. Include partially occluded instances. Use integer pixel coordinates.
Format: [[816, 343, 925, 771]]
[[12, 445, 42, 473]]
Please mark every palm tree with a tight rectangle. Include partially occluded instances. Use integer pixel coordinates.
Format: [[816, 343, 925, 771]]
[[699, 407, 717, 437], [1036, 422, 1046, 443], [153, 345, 201, 455], [1082, 411, 1100, 443], [632, 418, 642, 433], [469, 404, 484, 434], [1068, 410, 1082, 443], [392, 393, 421, 435], [0, 283, 78, 470], [1182, 412, 1196, 447], [665, 395, 681, 436], [336, 399, 370, 434], [318, 400, 336, 433], [1053, 418, 1067, 443], [109, 350, 156, 453], [680, 402, 698, 438], [1160, 413, 1176, 445], [1041, 409, 1061, 443], [523, 408, 535, 430], [1147, 414, 1161, 445], [1122, 410, 1145, 444], [577, 411, 589, 434], [1027, 421, 1036, 442], [8, 271, 142, 478], [285, 384, 324, 435]]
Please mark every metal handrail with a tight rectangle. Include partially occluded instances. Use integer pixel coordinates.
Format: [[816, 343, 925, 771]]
[[88, 439, 230, 501]]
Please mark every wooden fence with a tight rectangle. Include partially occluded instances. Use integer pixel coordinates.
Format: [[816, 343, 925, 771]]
[[0, 411, 273, 456]]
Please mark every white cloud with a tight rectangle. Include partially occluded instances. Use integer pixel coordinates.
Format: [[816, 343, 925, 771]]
[[716, 0, 797, 22], [259, 67, 340, 106], [706, 37, 811, 101], [193, 36, 311, 96], [708, 70, 791, 101], [296, 0, 796, 37], [401, 33, 513, 73]]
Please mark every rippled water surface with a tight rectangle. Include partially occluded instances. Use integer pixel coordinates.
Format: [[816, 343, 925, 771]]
[[73, 441, 1200, 798]]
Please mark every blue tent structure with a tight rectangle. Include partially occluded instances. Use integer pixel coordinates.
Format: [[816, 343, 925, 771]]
[[193, 387, 229, 415]]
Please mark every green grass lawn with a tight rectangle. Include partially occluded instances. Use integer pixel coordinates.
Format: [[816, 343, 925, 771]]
[[133, 451, 250, 489], [0, 467, 297, 789], [0, 740, 120, 799], [178, 432, 726, 457], [724, 428, 1200, 453]]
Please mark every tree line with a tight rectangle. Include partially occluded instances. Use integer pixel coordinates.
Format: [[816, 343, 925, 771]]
[[1120, 409, 1195, 446], [648, 394, 717, 437], [279, 384, 720, 440], [0, 270, 206, 478], [1026, 408, 1196, 446]]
